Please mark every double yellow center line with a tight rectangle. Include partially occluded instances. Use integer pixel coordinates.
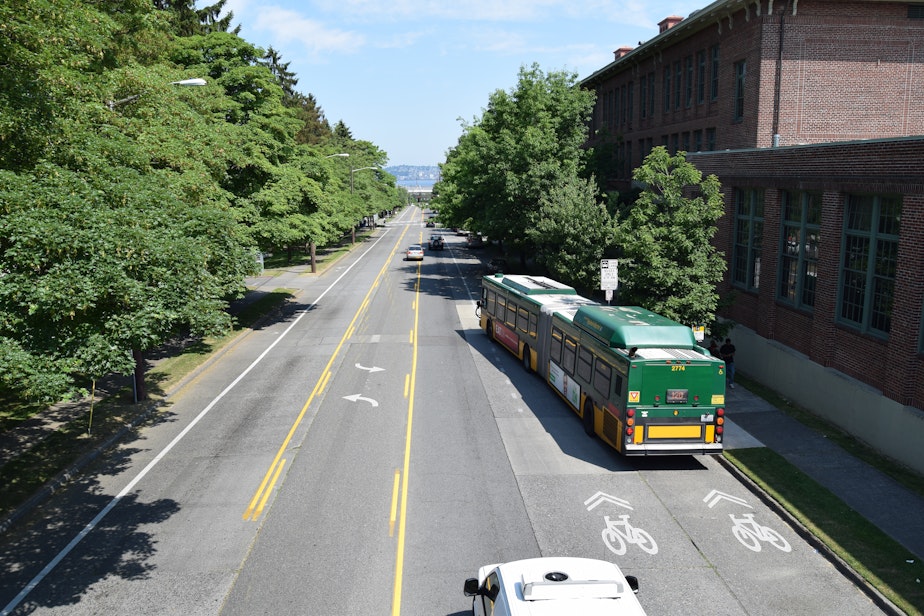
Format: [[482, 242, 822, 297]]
[[242, 219, 424, 616], [243, 224, 411, 521]]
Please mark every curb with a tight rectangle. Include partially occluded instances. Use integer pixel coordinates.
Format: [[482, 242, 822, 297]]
[[716, 454, 905, 616], [0, 289, 300, 537]]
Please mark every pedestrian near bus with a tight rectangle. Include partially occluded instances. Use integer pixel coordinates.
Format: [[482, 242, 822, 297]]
[[720, 337, 736, 389]]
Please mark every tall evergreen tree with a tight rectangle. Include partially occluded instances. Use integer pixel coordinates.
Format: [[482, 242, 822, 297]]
[[262, 46, 299, 100], [292, 93, 333, 145]]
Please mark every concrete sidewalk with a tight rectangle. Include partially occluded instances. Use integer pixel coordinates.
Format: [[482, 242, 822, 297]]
[[724, 382, 924, 562], [2, 220, 922, 595]]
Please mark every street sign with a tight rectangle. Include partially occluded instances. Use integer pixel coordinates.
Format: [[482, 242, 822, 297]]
[[600, 259, 618, 291]]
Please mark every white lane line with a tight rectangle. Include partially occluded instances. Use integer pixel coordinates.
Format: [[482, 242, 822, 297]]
[[2, 231, 392, 616]]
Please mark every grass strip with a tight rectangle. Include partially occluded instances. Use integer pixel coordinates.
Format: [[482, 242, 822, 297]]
[[0, 289, 295, 519]]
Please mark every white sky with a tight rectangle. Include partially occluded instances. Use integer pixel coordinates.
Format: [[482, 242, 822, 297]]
[[217, 0, 709, 166]]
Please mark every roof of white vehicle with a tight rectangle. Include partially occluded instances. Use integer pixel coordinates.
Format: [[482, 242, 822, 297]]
[[489, 557, 647, 616]]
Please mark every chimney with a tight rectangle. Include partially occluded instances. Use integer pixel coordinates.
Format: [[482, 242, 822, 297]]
[[658, 15, 684, 32], [614, 46, 634, 59]]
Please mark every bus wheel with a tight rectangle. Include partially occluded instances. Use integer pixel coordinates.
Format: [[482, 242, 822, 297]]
[[485, 319, 494, 340], [522, 345, 531, 373], [582, 399, 595, 437]]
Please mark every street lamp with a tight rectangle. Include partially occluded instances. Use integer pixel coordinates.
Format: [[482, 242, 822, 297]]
[[350, 166, 379, 194], [107, 78, 207, 110]]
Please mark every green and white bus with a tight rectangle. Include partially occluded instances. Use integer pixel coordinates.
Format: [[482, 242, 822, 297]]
[[478, 274, 726, 456]]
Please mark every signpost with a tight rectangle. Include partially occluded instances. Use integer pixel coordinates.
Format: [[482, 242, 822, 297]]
[[600, 259, 618, 304]]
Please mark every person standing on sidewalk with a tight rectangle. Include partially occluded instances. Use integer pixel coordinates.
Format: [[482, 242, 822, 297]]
[[720, 337, 737, 389]]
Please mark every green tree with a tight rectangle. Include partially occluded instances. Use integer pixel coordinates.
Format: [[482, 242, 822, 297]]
[[616, 147, 726, 328], [524, 176, 615, 290], [434, 63, 596, 263], [291, 93, 333, 145]]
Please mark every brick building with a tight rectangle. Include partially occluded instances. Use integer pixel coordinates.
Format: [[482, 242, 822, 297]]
[[580, 0, 924, 471]]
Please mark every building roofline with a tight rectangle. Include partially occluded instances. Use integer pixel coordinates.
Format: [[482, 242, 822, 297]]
[[685, 134, 924, 158], [580, 0, 742, 87]]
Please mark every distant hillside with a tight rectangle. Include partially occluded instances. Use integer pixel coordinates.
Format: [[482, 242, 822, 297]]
[[386, 165, 440, 184]]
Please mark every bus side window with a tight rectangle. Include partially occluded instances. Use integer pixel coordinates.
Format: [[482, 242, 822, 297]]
[[594, 359, 612, 397], [577, 346, 593, 382], [529, 312, 538, 338], [505, 301, 517, 328], [550, 328, 563, 363], [613, 374, 624, 398], [486, 290, 496, 316], [563, 337, 577, 375], [517, 307, 529, 334], [496, 297, 506, 322]]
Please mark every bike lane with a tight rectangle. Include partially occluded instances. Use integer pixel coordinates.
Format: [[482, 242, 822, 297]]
[[463, 330, 886, 615], [511, 451, 885, 616]]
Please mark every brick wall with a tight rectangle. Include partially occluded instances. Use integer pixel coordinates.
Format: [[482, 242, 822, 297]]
[[688, 137, 924, 408], [583, 0, 924, 181]]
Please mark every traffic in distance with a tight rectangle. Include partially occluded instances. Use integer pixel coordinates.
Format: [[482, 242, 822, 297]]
[[477, 274, 726, 456]]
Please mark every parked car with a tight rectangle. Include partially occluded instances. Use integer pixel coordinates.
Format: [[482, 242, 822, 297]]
[[467, 233, 485, 248], [464, 556, 645, 616], [425, 219, 436, 227], [405, 244, 424, 261], [428, 235, 444, 250]]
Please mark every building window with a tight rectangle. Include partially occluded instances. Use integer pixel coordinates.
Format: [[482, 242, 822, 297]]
[[625, 140, 632, 176], [710, 45, 720, 100], [919, 302, 924, 353], [681, 132, 690, 152], [685, 55, 694, 108], [706, 128, 716, 150], [627, 81, 634, 126], [648, 71, 656, 118], [674, 61, 682, 110], [640, 75, 647, 119], [778, 191, 821, 310], [839, 195, 901, 336], [732, 188, 764, 291], [697, 50, 706, 104], [671, 133, 679, 154], [693, 130, 703, 152], [663, 68, 671, 113], [734, 60, 746, 120]]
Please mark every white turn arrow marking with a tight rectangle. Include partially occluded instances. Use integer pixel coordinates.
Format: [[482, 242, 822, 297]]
[[584, 491, 634, 511], [343, 394, 379, 407], [355, 363, 385, 373], [703, 489, 752, 509]]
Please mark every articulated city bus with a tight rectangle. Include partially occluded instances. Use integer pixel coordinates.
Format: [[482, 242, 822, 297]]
[[478, 274, 726, 456]]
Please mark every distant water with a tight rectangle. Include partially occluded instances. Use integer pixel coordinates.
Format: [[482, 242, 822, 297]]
[[397, 179, 436, 188]]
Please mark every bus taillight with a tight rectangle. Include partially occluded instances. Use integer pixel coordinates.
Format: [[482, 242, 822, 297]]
[[627, 408, 636, 417], [717, 407, 725, 417]]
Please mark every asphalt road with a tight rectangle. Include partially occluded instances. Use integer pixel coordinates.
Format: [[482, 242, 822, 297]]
[[0, 206, 886, 615]]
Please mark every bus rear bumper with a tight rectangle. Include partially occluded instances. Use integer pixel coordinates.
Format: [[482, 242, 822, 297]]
[[623, 442, 724, 456]]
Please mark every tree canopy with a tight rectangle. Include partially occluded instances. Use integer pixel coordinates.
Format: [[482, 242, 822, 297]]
[[434, 64, 605, 279], [0, 0, 398, 402], [615, 147, 726, 328]]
